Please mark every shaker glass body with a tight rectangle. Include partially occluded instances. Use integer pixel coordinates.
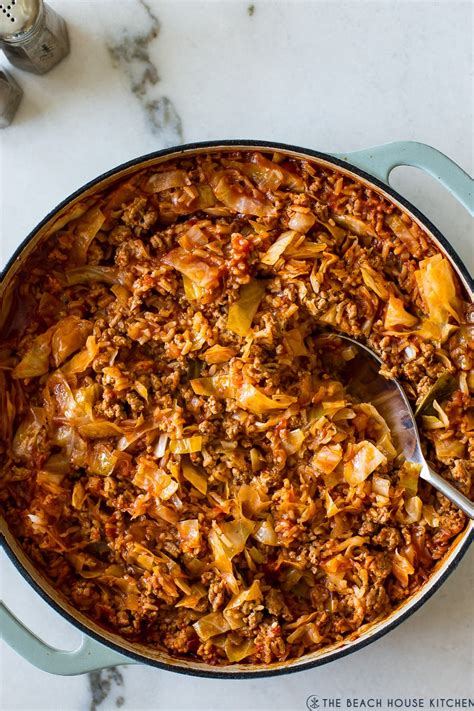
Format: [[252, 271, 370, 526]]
[[0, 2, 69, 74], [0, 70, 22, 127]]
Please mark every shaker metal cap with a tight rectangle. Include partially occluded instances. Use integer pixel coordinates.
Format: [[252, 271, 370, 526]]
[[0, 0, 41, 40]]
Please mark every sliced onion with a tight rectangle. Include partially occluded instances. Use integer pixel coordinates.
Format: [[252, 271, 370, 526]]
[[154, 433, 169, 458]]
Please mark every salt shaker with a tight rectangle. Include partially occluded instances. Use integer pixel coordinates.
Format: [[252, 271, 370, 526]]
[[0, 0, 69, 74], [0, 69, 22, 127]]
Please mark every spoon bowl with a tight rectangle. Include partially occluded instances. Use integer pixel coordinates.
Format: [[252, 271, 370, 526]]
[[332, 334, 474, 519]]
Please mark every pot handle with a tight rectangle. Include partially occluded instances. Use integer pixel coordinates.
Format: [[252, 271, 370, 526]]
[[0, 603, 135, 675], [333, 141, 474, 216]]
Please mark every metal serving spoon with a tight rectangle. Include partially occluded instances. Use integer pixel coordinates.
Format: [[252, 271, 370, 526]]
[[333, 334, 474, 519]]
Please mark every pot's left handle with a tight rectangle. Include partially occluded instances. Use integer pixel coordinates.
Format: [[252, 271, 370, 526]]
[[0, 603, 135, 675]]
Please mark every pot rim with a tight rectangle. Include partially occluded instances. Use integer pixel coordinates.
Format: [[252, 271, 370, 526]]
[[1, 139, 472, 678]]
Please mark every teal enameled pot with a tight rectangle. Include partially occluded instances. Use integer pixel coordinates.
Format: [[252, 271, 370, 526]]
[[1, 140, 473, 677]]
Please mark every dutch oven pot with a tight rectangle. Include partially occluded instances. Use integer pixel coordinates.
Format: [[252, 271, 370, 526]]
[[1, 140, 473, 677]]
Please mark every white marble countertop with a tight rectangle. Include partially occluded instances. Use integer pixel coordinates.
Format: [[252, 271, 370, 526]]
[[0, 1, 472, 710]]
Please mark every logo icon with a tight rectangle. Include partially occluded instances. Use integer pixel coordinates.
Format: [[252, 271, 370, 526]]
[[306, 696, 319, 710]]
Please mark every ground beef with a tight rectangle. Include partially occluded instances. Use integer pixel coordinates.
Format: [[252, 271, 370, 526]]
[[373, 526, 403, 550]]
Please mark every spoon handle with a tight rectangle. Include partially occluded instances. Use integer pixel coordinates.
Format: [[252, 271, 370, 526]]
[[422, 465, 474, 519]]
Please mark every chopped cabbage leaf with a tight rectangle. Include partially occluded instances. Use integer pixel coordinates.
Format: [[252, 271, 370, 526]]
[[190, 375, 296, 416], [175, 584, 207, 609], [385, 214, 420, 254], [51, 316, 93, 367], [88, 444, 117, 476], [78, 421, 123, 439], [398, 462, 421, 497], [163, 247, 220, 289], [432, 435, 465, 461], [65, 266, 120, 286], [260, 231, 296, 265], [313, 443, 343, 474], [145, 169, 188, 193], [71, 206, 105, 264], [286, 240, 326, 258], [288, 211, 316, 234], [179, 224, 209, 250], [236, 483, 270, 518], [432, 400, 450, 427], [133, 457, 178, 500], [404, 495, 423, 523], [71, 481, 86, 510], [391, 550, 414, 587], [170, 436, 203, 455], [182, 458, 207, 494], [324, 492, 340, 517], [62, 335, 99, 374], [203, 344, 236, 364], [193, 612, 231, 642], [360, 264, 390, 300], [383, 294, 418, 329], [423, 504, 440, 528], [12, 408, 46, 462], [208, 528, 234, 573], [357, 403, 397, 460], [154, 433, 169, 458], [212, 170, 278, 217], [286, 622, 323, 646], [372, 475, 390, 498], [343, 441, 387, 486], [281, 428, 305, 455], [226, 154, 284, 192], [219, 517, 256, 556], [182, 274, 206, 302], [237, 383, 296, 416], [421, 415, 445, 430], [283, 328, 308, 357], [224, 580, 262, 611], [12, 330, 53, 379], [227, 280, 266, 336], [332, 213, 375, 237], [224, 638, 257, 662], [190, 375, 230, 398], [177, 519, 201, 549], [415, 254, 461, 324]]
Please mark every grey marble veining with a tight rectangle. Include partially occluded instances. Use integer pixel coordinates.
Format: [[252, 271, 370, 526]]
[[88, 667, 126, 711], [106, 0, 183, 146]]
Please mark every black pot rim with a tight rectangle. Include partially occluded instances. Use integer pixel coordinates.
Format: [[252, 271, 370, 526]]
[[1, 138, 473, 679]]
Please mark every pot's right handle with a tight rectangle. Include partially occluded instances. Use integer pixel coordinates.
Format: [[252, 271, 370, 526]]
[[334, 141, 474, 216], [0, 602, 135, 675]]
